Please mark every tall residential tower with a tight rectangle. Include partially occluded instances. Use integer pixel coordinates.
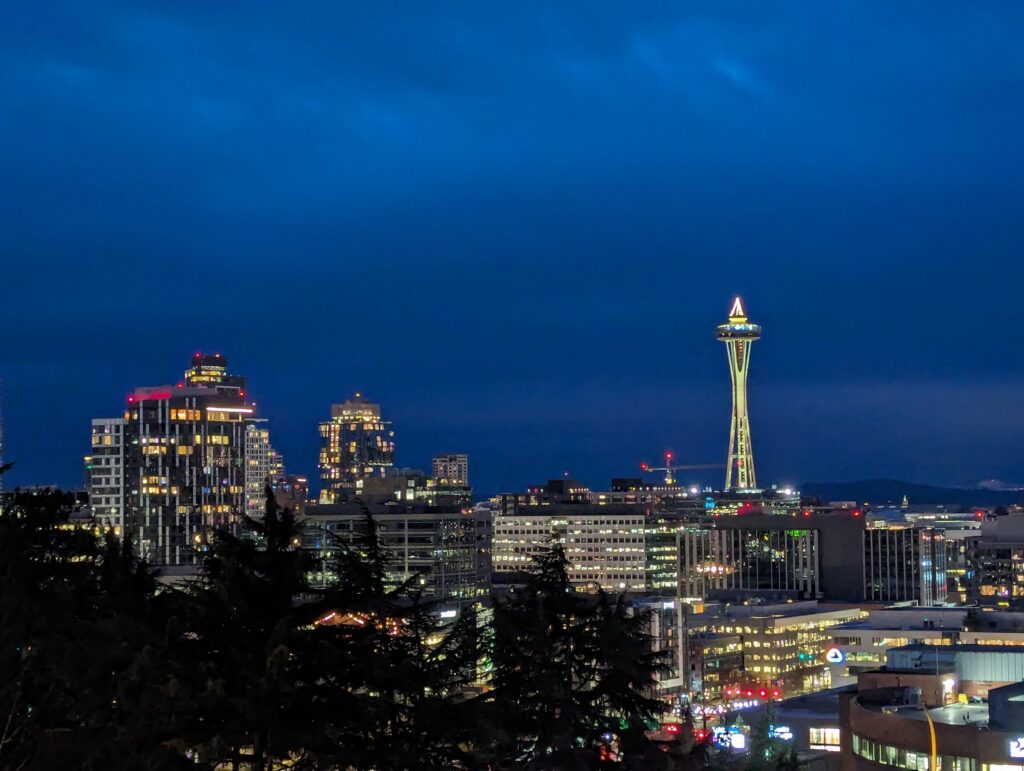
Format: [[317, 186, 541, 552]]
[[716, 297, 761, 490], [88, 353, 260, 566], [318, 393, 395, 503]]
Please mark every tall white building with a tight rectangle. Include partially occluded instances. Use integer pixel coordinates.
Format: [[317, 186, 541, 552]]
[[432, 453, 468, 487], [86, 417, 126, 535], [245, 422, 275, 516]]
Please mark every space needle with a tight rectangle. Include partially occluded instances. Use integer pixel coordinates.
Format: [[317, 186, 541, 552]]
[[716, 297, 761, 490]]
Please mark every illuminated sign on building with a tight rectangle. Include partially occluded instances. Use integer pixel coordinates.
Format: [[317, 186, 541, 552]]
[[712, 726, 748, 751], [825, 647, 846, 664], [1010, 738, 1024, 758], [770, 726, 794, 742]]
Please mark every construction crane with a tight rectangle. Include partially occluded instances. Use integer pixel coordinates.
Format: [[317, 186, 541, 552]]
[[640, 450, 721, 487]]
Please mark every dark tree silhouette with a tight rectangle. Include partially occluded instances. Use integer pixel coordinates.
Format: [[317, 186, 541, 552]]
[[306, 506, 482, 770], [481, 544, 670, 770]]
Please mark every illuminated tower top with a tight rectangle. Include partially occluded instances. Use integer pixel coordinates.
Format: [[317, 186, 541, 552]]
[[715, 297, 762, 342], [716, 297, 761, 490]]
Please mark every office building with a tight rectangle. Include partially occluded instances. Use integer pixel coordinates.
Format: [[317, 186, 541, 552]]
[[318, 393, 395, 504], [85, 417, 126, 534], [693, 601, 866, 703], [687, 631, 745, 706], [680, 511, 865, 602], [716, 296, 762, 491], [492, 498, 649, 592], [864, 523, 947, 605], [300, 502, 481, 601], [967, 514, 1024, 609], [827, 607, 1024, 687], [679, 511, 946, 605], [432, 453, 468, 487], [628, 597, 691, 707]]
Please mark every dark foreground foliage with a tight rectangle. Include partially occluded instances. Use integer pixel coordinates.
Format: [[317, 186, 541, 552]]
[[0, 470, 782, 770]]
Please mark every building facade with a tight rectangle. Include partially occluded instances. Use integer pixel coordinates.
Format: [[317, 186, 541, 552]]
[[432, 453, 468, 487], [86, 417, 126, 534], [318, 394, 395, 504], [244, 422, 274, 516], [90, 353, 259, 566], [864, 523, 947, 605], [491, 500, 649, 592], [827, 607, 1024, 688], [699, 602, 866, 701], [301, 503, 481, 602], [840, 644, 1024, 771]]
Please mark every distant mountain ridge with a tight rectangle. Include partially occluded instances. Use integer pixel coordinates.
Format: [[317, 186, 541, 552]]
[[801, 478, 1024, 508]]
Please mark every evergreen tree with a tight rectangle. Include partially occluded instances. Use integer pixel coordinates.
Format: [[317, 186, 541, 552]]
[[308, 507, 481, 769], [162, 486, 320, 769], [0, 472, 180, 769], [482, 544, 670, 770]]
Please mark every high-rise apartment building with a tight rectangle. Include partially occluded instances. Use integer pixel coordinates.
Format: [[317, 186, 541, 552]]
[[318, 393, 395, 503], [244, 422, 275, 516], [90, 353, 259, 566], [85, 417, 126, 534], [432, 453, 468, 487]]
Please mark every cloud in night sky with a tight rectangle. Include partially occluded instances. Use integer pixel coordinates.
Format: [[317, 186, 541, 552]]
[[2, 1, 1024, 494]]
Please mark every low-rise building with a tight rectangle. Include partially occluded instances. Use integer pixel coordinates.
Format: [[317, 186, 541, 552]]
[[827, 608, 1024, 687], [839, 643, 1024, 771], [681, 601, 867, 719], [300, 502, 482, 602]]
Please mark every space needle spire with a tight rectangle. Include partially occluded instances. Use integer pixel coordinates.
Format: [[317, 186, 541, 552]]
[[716, 297, 762, 490]]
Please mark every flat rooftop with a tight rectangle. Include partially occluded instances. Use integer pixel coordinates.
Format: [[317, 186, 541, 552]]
[[894, 643, 1024, 654], [874, 702, 989, 727]]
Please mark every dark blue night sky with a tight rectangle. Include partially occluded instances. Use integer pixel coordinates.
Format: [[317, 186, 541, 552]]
[[3, 2, 1024, 495]]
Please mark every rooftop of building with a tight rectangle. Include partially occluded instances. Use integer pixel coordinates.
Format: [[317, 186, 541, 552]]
[[717, 600, 864, 618], [890, 642, 1024, 655], [774, 685, 855, 717], [864, 701, 990, 726], [304, 501, 469, 517], [739, 685, 854, 725]]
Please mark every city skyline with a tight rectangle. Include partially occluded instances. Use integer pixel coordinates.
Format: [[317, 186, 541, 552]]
[[4, 4, 1024, 494], [10, 287, 1024, 498]]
